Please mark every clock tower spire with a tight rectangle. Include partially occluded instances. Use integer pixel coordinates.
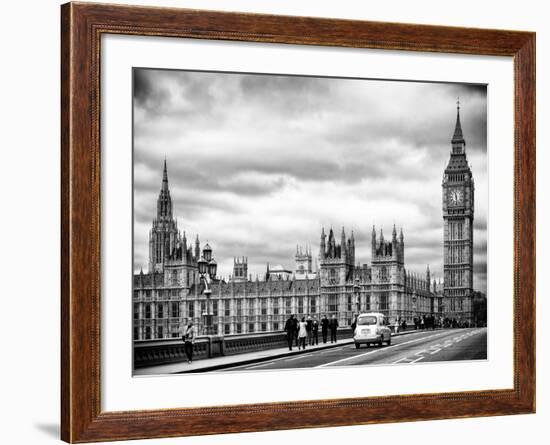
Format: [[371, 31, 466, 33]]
[[452, 98, 466, 154], [442, 100, 475, 322]]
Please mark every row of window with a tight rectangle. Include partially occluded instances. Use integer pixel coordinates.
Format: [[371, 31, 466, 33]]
[[135, 301, 449, 340], [446, 269, 468, 288], [448, 221, 466, 241], [134, 321, 283, 340], [447, 173, 468, 182], [135, 297, 322, 319], [134, 302, 180, 319], [134, 289, 325, 301], [169, 269, 198, 286], [448, 298, 465, 312], [446, 245, 469, 264], [134, 289, 181, 299], [446, 288, 470, 297], [135, 294, 409, 321]]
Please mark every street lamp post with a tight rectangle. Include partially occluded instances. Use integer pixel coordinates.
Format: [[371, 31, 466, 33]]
[[354, 277, 360, 314], [198, 243, 217, 336]]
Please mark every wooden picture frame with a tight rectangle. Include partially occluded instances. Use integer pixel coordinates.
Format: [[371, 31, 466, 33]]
[[61, 2, 535, 442]]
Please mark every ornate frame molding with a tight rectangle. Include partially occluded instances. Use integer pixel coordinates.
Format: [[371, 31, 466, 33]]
[[61, 2, 535, 442]]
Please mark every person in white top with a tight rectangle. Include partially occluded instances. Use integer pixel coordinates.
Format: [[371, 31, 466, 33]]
[[298, 317, 308, 350]]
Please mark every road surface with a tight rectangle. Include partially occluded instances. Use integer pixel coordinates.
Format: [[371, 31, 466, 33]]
[[220, 328, 487, 371]]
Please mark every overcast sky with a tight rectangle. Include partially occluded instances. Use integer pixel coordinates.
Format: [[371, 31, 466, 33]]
[[133, 68, 487, 294]]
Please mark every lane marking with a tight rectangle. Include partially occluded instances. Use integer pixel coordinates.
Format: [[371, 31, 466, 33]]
[[285, 354, 314, 361], [316, 331, 450, 368], [242, 361, 278, 369], [394, 329, 485, 364], [224, 329, 482, 371], [392, 357, 414, 364], [220, 343, 356, 371]]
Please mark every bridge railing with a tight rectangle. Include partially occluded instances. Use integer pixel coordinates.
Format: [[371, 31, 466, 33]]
[[134, 328, 353, 368]]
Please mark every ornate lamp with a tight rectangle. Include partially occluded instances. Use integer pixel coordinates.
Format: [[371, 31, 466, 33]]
[[208, 258, 217, 278], [197, 244, 216, 335], [203, 243, 212, 262], [198, 256, 207, 275]]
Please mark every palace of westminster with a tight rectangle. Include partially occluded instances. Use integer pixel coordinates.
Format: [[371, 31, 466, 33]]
[[133, 105, 484, 340]]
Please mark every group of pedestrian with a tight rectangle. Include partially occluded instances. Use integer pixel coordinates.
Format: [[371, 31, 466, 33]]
[[413, 314, 437, 330], [182, 313, 343, 364], [442, 317, 470, 328], [390, 317, 408, 333], [284, 314, 339, 350], [284, 315, 310, 350]]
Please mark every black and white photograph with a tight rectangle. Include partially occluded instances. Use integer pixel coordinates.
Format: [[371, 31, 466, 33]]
[[132, 68, 488, 375]]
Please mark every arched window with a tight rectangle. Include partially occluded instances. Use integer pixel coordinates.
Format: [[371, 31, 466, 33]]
[[380, 266, 388, 282]]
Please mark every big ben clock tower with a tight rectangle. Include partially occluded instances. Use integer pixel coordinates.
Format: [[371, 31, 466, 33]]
[[442, 101, 474, 320]]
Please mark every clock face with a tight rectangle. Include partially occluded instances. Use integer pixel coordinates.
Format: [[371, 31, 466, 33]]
[[448, 188, 463, 206]]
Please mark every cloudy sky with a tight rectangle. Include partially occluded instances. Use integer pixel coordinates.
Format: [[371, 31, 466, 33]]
[[133, 68, 487, 294]]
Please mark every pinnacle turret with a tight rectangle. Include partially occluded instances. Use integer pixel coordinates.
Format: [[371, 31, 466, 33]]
[[341, 227, 347, 255], [452, 100, 464, 142], [451, 99, 466, 155], [320, 227, 326, 259], [149, 159, 179, 273], [162, 157, 169, 191], [194, 234, 200, 259], [156, 159, 173, 220]]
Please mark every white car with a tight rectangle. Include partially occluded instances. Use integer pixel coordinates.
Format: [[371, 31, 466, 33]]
[[353, 312, 392, 348]]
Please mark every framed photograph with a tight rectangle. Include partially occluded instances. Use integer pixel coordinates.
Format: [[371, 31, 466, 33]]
[[61, 2, 535, 442]]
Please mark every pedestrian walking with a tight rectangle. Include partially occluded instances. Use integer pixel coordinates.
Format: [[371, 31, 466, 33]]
[[293, 315, 299, 347], [312, 318, 319, 345], [183, 321, 196, 364], [284, 314, 296, 351], [321, 315, 329, 343], [306, 316, 313, 345], [329, 314, 339, 343], [298, 317, 307, 350]]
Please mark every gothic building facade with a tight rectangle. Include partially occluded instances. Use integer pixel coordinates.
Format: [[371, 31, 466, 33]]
[[133, 106, 476, 340]]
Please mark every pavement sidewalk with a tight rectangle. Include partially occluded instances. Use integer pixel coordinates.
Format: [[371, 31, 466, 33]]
[[134, 328, 432, 375]]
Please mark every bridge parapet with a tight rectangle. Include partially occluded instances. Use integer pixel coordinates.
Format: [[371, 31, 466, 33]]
[[134, 328, 353, 368]]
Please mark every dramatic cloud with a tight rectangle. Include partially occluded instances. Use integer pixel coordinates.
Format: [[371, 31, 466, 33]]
[[133, 68, 488, 294]]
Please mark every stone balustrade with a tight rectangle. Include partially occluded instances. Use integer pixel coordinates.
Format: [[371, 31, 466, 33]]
[[134, 328, 353, 368]]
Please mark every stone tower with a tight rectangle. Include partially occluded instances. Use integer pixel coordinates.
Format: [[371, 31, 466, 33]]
[[148, 159, 179, 273], [295, 245, 313, 275], [371, 225, 405, 285], [232, 257, 248, 282], [442, 101, 475, 301], [319, 227, 355, 285]]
